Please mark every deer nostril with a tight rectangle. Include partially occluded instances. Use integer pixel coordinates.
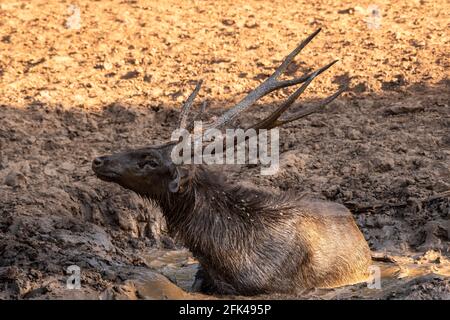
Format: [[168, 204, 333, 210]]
[[93, 157, 104, 167]]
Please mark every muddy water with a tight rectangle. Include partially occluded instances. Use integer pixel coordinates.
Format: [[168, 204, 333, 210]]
[[143, 249, 199, 292]]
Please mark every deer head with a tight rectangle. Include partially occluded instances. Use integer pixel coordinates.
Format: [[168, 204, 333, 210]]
[[92, 28, 345, 196]]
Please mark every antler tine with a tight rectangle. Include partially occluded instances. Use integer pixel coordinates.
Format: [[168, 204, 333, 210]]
[[271, 28, 322, 79], [203, 29, 323, 132], [196, 100, 208, 121], [186, 100, 209, 132], [247, 59, 339, 130], [178, 80, 203, 130], [275, 86, 346, 127]]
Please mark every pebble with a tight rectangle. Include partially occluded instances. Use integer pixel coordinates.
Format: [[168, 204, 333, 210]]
[[4, 170, 27, 187]]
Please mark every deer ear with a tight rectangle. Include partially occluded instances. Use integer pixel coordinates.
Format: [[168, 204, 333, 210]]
[[168, 166, 187, 193]]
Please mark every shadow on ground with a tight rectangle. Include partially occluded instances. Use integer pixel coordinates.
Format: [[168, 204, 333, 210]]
[[0, 80, 449, 299]]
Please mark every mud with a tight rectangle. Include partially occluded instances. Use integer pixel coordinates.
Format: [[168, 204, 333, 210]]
[[0, 0, 449, 299]]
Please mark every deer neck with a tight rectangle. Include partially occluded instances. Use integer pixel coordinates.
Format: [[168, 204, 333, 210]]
[[153, 167, 257, 251]]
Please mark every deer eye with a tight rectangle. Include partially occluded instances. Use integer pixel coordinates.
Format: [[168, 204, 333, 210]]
[[139, 158, 159, 169]]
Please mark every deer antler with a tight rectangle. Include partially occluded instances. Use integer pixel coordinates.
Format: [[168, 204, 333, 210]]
[[246, 63, 346, 130], [178, 80, 203, 130]]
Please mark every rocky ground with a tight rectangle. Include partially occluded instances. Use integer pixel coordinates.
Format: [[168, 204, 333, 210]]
[[0, 0, 449, 299]]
